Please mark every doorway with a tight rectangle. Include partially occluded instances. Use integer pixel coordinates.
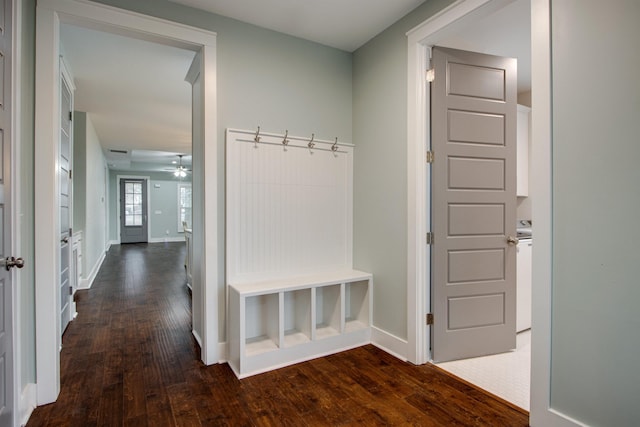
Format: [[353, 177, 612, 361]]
[[34, 0, 218, 405], [407, 0, 534, 411], [119, 178, 149, 244]]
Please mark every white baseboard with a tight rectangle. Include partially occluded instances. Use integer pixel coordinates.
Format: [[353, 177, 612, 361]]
[[19, 382, 37, 427], [78, 251, 106, 290], [149, 237, 185, 243], [371, 326, 409, 362]]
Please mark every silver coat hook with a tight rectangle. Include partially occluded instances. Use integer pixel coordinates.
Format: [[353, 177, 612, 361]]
[[331, 137, 339, 153], [282, 130, 289, 147], [253, 126, 261, 147], [308, 133, 315, 149]]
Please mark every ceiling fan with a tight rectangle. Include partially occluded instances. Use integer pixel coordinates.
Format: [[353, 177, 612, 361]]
[[173, 154, 191, 178]]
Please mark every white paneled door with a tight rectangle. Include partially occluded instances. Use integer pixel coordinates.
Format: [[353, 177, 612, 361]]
[[431, 46, 518, 362], [0, 0, 16, 425]]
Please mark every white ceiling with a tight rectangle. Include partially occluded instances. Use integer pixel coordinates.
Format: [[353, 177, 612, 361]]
[[60, 0, 530, 173], [169, 0, 428, 52], [60, 25, 195, 172]]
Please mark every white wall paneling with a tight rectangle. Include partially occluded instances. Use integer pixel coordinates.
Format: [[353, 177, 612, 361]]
[[226, 128, 354, 282]]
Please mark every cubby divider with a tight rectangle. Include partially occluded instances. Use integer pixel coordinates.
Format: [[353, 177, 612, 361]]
[[227, 270, 373, 378]]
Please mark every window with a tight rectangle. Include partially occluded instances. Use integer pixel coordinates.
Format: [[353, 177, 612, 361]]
[[178, 183, 192, 230], [124, 181, 143, 226]]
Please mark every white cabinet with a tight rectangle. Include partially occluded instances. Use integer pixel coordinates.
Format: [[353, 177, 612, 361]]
[[228, 270, 372, 378], [517, 105, 531, 197], [516, 239, 532, 332]]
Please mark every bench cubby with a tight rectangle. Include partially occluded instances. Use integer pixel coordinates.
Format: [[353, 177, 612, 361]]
[[228, 270, 372, 378]]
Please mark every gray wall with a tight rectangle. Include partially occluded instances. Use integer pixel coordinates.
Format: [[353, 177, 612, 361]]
[[549, 0, 640, 424], [108, 170, 191, 242], [352, 0, 455, 339], [19, 0, 36, 391], [73, 112, 109, 280]]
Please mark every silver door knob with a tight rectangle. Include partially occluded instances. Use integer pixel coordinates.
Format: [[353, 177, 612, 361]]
[[3, 256, 25, 271], [506, 235, 519, 246]]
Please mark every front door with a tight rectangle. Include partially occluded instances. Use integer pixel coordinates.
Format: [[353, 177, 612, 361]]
[[59, 72, 73, 336], [0, 0, 15, 424], [431, 46, 517, 362], [120, 179, 148, 244]]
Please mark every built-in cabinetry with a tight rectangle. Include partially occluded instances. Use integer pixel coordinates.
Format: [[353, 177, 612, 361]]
[[517, 105, 531, 197], [226, 128, 371, 378], [228, 270, 372, 378], [516, 238, 532, 332]]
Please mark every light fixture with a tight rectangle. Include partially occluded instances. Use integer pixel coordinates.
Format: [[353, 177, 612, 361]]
[[174, 154, 188, 178]]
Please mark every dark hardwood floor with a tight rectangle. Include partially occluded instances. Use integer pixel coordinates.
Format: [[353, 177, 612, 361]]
[[27, 242, 529, 426]]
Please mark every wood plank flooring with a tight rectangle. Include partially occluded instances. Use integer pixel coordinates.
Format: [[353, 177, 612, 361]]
[[27, 242, 529, 426]]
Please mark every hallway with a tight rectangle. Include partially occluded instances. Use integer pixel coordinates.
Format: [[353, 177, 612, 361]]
[[27, 242, 528, 426]]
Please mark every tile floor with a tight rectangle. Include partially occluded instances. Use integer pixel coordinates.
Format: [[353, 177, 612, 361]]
[[435, 329, 531, 411]]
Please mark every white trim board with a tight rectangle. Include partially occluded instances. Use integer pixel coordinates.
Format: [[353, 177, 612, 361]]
[[35, 0, 218, 405], [149, 237, 186, 243], [78, 250, 105, 290], [12, 0, 26, 424]]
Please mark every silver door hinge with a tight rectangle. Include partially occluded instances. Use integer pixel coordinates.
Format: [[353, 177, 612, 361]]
[[69, 169, 72, 179], [426, 68, 435, 82], [426, 151, 434, 164], [69, 111, 73, 121], [426, 313, 434, 325], [426, 232, 434, 245]]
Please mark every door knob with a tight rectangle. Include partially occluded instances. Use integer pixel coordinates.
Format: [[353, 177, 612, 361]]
[[61, 237, 69, 244], [506, 235, 519, 246], [3, 256, 25, 271]]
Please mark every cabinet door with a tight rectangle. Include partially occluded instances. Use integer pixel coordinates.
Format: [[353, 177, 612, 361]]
[[516, 105, 531, 197]]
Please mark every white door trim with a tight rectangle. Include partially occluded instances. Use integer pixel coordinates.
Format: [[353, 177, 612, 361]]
[[35, 0, 218, 405], [116, 175, 152, 244], [11, 0, 33, 423]]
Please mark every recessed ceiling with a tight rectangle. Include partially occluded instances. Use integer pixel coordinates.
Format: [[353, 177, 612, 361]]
[[60, 24, 195, 172], [169, 0, 427, 52]]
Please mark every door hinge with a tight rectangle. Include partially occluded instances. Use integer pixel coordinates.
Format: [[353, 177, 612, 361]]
[[426, 68, 435, 82], [69, 286, 74, 296], [426, 232, 434, 245], [69, 111, 73, 121], [69, 169, 72, 179], [426, 151, 434, 164], [426, 313, 434, 325]]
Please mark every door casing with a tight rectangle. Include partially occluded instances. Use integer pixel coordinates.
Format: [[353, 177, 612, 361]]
[[34, 0, 218, 405], [407, 0, 558, 424]]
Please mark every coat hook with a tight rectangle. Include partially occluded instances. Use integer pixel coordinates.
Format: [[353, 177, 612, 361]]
[[282, 130, 289, 147], [308, 133, 315, 149], [253, 126, 261, 147], [331, 137, 339, 152]]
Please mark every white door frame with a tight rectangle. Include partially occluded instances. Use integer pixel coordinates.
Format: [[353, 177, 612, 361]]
[[35, 0, 218, 405], [406, 0, 572, 424], [11, 0, 28, 423], [116, 175, 152, 244]]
